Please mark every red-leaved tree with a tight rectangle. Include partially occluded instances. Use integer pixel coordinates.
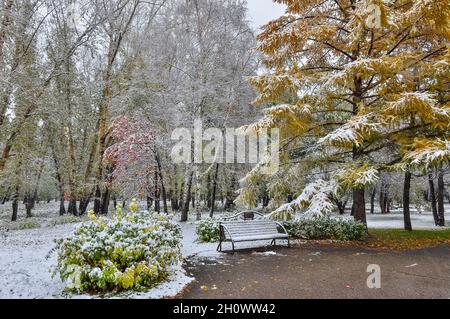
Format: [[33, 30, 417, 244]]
[[104, 116, 158, 209]]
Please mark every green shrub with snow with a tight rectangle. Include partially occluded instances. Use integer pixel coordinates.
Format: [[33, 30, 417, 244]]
[[54, 210, 182, 293], [196, 218, 221, 243], [195, 214, 365, 243], [283, 216, 366, 241], [51, 215, 85, 227], [1, 219, 41, 231]]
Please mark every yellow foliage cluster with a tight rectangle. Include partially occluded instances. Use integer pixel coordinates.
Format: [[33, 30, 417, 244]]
[[238, 0, 450, 209]]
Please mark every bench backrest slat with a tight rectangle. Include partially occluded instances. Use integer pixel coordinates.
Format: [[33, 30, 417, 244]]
[[221, 220, 282, 239]]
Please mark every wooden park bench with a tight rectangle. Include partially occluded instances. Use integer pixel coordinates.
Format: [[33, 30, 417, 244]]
[[217, 211, 290, 254]]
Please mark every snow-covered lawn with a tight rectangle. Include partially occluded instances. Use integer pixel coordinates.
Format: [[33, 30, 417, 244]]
[[367, 204, 449, 229], [0, 217, 220, 299], [0, 202, 223, 299], [0, 224, 70, 298], [367, 211, 448, 230]]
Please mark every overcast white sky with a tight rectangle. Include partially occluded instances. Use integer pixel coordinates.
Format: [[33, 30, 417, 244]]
[[246, 0, 286, 31]]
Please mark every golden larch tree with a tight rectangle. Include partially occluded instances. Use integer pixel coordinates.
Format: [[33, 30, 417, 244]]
[[238, 0, 449, 224]]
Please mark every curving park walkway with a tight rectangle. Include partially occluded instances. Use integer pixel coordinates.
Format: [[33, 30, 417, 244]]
[[180, 244, 450, 299]]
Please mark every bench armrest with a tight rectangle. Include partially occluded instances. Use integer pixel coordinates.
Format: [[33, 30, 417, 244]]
[[275, 221, 289, 236], [219, 224, 233, 241]]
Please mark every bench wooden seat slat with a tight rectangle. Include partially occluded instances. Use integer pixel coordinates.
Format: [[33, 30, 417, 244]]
[[225, 233, 286, 241], [225, 230, 278, 236], [217, 211, 290, 254], [223, 231, 280, 237], [232, 233, 289, 242], [225, 227, 278, 232], [224, 227, 279, 233]]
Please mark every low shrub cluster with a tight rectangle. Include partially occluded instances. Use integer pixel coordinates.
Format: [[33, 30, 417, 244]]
[[283, 216, 367, 241], [51, 215, 85, 227], [0, 219, 41, 231], [196, 218, 221, 243], [54, 210, 182, 293]]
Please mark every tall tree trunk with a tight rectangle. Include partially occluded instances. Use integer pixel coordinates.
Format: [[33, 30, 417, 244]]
[[26, 159, 45, 218], [209, 163, 219, 218], [52, 144, 66, 216], [68, 199, 78, 216], [155, 153, 168, 213], [93, 186, 102, 215], [333, 194, 348, 215], [379, 187, 387, 215], [224, 172, 237, 211], [11, 187, 19, 222], [11, 150, 23, 221], [147, 196, 153, 211], [59, 194, 66, 216], [178, 177, 184, 212], [101, 188, 110, 215], [386, 196, 391, 214], [171, 166, 179, 211], [350, 73, 366, 224], [93, 42, 115, 214], [181, 171, 194, 222], [370, 187, 376, 215], [403, 171, 412, 231], [170, 190, 178, 211], [81, 138, 97, 212], [154, 169, 160, 213], [172, 197, 179, 211], [100, 165, 112, 216], [428, 173, 439, 225], [61, 57, 80, 218], [79, 197, 90, 215], [113, 196, 117, 211], [437, 169, 446, 227], [262, 194, 270, 208], [352, 189, 367, 224], [206, 172, 212, 209], [25, 194, 34, 218], [337, 202, 345, 215], [2, 187, 11, 205]]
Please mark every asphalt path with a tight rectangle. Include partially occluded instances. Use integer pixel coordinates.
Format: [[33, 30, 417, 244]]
[[180, 244, 450, 299]]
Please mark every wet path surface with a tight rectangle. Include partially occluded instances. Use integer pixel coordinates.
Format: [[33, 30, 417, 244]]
[[180, 244, 450, 299]]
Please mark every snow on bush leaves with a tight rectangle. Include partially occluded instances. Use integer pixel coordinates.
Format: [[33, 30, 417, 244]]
[[283, 216, 366, 241], [53, 210, 182, 293], [196, 218, 221, 243]]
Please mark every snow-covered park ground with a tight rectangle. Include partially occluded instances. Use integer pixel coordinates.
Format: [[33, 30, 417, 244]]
[[367, 211, 448, 229], [0, 201, 448, 299], [0, 202, 222, 299]]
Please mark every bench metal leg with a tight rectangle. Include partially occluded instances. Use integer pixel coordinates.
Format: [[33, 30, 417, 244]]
[[218, 239, 290, 254], [217, 240, 236, 254]]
